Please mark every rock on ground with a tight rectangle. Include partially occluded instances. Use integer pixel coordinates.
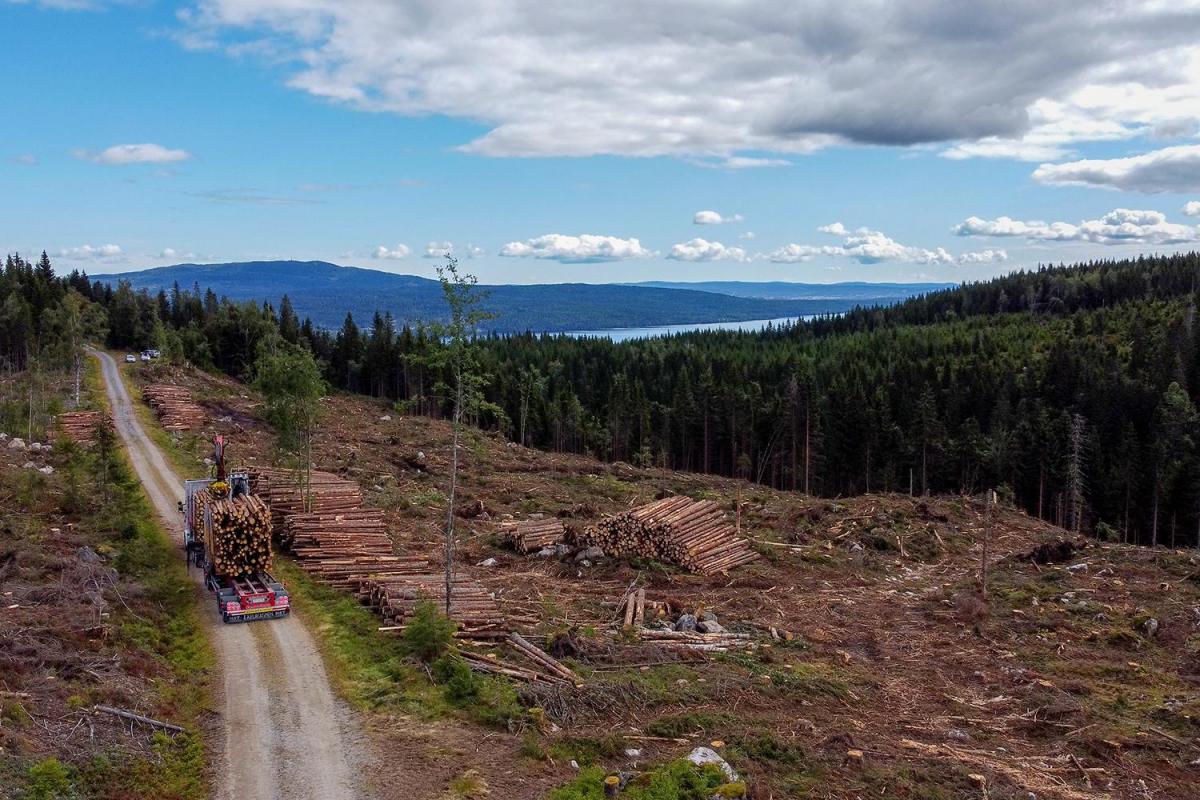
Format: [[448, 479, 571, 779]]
[[685, 747, 739, 782]]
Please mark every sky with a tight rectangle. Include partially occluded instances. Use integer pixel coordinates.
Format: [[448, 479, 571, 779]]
[[4, 1, 1200, 285]]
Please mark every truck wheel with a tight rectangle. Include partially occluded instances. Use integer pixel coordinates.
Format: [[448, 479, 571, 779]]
[[222, 613, 231, 624]]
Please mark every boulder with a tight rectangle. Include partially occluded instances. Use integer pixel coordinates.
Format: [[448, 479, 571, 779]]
[[78, 546, 103, 564], [697, 620, 725, 634], [574, 546, 605, 562], [38, 466, 54, 475], [22, 461, 37, 469], [685, 747, 738, 782], [8, 437, 27, 451], [0, 432, 8, 440], [28, 442, 42, 452], [379, 414, 392, 422], [1141, 617, 1160, 638], [674, 614, 698, 632], [476, 557, 499, 568]]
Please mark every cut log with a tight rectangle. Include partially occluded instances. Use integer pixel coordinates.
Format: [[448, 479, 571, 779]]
[[578, 496, 758, 575]]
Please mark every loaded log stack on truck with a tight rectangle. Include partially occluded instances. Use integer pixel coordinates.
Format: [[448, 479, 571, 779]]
[[182, 435, 290, 623]]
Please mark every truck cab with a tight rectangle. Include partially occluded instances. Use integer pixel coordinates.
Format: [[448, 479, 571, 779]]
[[183, 471, 290, 624]]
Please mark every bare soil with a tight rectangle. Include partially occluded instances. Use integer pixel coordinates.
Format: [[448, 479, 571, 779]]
[[131, 362, 1200, 799]]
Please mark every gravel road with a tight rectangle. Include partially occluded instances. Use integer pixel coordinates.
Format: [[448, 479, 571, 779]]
[[93, 349, 363, 800]]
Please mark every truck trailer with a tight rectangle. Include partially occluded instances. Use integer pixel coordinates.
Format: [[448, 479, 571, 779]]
[[182, 437, 290, 623]]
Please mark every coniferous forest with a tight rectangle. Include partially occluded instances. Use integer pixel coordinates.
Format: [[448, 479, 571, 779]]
[[5, 250, 1200, 547]]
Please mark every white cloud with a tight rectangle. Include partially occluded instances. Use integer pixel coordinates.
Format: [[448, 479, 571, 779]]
[[667, 238, 749, 262], [499, 234, 651, 263], [955, 208, 1200, 245], [766, 244, 825, 263], [181, 2, 1200, 161], [693, 210, 743, 225], [770, 223, 1001, 265], [1031, 145, 1200, 193], [75, 143, 192, 165], [157, 248, 199, 260], [10, 154, 37, 165], [372, 243, 411, 259], [57, 243, 123, 260], [423, 241, 483, 258], [739, 231, 756, 240], [956, 249, 1009, 265], [1184, 201, 1200, 217]]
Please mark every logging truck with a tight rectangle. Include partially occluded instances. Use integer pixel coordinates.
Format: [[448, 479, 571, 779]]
[[181, 436, 290, 624]]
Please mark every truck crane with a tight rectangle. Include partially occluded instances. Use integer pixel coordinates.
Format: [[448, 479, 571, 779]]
[[182, 434, 291, 623]]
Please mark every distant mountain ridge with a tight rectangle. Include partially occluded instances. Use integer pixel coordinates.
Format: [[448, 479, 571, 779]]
[[93, 260, 944, 333]]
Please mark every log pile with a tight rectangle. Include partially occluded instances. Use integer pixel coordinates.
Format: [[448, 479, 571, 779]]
[[55, 410, 108, 444], [281, 508, 389, 551], [580, 496, 759, 575], [636, 628, 752, 653], [204, 494, 273, 577], [500, 518, 566, 554], [361, 573, 505, 634], [244, 466, 364, 529], [142, 384, 206, 430]]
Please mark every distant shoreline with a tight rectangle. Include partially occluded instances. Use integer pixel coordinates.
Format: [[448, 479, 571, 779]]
[[563, 315, 814, 342]]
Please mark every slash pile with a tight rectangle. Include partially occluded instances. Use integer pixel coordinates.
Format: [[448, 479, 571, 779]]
[[245, 466, 364, 528], [500, 518, 566, 553], [55, 411, 108, 445], [142, 384, 206, 430], [580, 496, 759, 575], [203, 494, 273, 577]]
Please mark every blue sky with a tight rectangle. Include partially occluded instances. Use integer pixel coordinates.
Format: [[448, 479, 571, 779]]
[[4, 1, 1200, 284]]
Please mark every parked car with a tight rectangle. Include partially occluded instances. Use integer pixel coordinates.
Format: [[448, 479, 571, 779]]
[[150, 349, 161, 358], [140, 352, 151, 362], [124, 353, 136, 363]]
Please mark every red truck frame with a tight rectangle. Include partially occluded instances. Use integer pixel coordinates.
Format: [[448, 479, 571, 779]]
[[183, 474, 290, 624]]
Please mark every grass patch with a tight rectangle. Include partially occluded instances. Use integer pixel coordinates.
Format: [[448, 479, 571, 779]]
[[646, 711, 737, 739], [272, 559, 449, 717], [547, 734, 628, 765], [276, 564, 525, 728], [549, 761, 738, 800]]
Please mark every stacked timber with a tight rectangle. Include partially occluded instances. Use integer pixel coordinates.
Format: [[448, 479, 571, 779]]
[[580, 496, 759, 575], [281, 508, 389, 550], [204, 494, 273, 576], [307, 556, 430, 589], [142, 384, 205, 430], [244, 466, 364, 528], [55, 410, 108, 444], [500, 518, 566, 554], [361, 573, 505, 633]]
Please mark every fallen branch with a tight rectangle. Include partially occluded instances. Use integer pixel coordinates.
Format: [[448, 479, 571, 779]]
[[93, 705, 184, 733]]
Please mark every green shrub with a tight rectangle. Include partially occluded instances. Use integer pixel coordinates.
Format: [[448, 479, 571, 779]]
[[402, 600, 457, 662], [431, 653, 525, 728], [23, 758, 76, 800], [549, 761, 729, 800]]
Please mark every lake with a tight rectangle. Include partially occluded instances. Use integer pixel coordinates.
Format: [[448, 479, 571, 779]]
[[565, 316, 810, 342]]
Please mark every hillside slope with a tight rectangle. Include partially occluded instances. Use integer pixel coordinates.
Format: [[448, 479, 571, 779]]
[[129, 361, 1200, 800], [92, 260, 908, 332]]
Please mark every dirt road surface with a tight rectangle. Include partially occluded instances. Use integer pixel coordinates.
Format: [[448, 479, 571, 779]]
[[93, 350, 364, 800]]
